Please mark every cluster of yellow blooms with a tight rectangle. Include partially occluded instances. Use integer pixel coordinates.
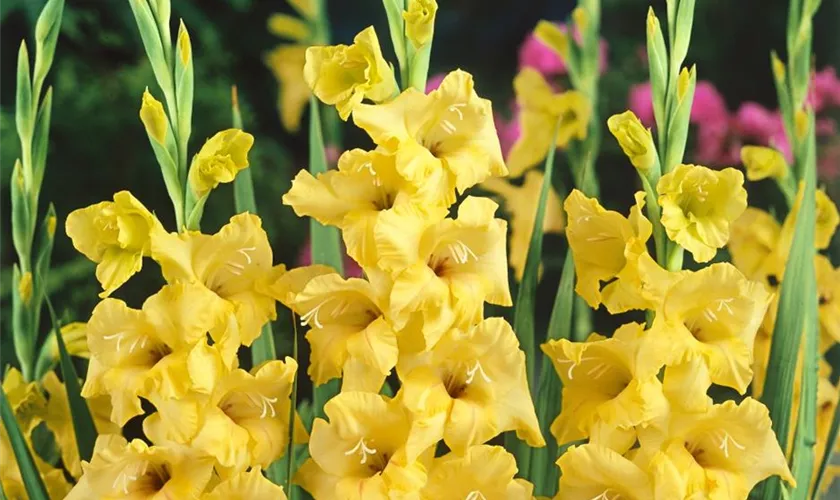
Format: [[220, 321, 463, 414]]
[[283, 23, 549, 496], [539, 108, 798, 498], [53, 124, 309, 497]]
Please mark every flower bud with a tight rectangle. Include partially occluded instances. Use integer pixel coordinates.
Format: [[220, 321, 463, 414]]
[[535, 20, 570, 62], [139, 89, 167, 145], [607, 111, 657, 174], [18, 271, 32, 305], [403, 0, 437, 49]]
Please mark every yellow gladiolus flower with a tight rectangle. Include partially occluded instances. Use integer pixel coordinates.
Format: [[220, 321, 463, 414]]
[[403, 0, 437, 48], [268, 13, 311, 42], [727, 207, 781, 282], [82, 283, 235, 425], [283, 148, 446, 267], [353, 69, 507, 202], [304, 26, 398, 120], [399, 318, 544, 453], [564, 189, 669, 313], [66, 435, 215, 500], [555, 444, 664, 500], [203, 468, 288, 499], [506, 68, 590, 177], [740, 145, 788, 181], [657, 164, 747, 263], [295, 392, 436, 498], [778, 183, 840, 254], [151, 213, 279, 345], [3, 367, 46, 435], [652, 263, 771, 394], [1, 425, 72, 500], [482, 170, 565, 281], [607, 110, 657, 174], [420, 445, 534, 499], [638, 398, 794, 498], [288, 272, 397, 392], [65, 190, 162, 297], [175, 358, 307, 473], [375, 197, 511, 349], [265, 44, 311, 132], [188, 129, 254, 199], [41, 372, 119, 478], [542, 323, 670, 448]]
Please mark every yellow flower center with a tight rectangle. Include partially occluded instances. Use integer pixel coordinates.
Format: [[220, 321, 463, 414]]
[[465, 491, 488, 500], [589, 490, 621, 500], [225, 246, 257, 277], [428, 239, 478, 276], [444, 360, 491, 399], [112, 461, 170, 496]]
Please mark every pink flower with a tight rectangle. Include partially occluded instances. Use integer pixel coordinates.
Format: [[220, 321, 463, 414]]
[[628, 82, 655, 127], [818, 141, 840, 181], [425, 73, 446, 93], [691, 82, 729, 124], [495, 106, 521, 159], [809, 67, 840, 112], [518, 22, 609, 77], [297, 237, 363, 278], [733, 102, 781, 143]]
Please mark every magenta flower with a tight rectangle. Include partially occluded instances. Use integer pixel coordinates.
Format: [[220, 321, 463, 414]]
[[809, 67, 840, 112], [425, 73, 446, 93], [628, 82, 655, 127]]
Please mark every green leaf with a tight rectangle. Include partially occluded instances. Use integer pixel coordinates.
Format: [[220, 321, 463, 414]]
[[529, 250, 575, 496], [232, 86, 258, 216], [507, 119, 561, 475], [308, 96, 344, 277], [32, 204, 57, 336], [0, 385, 49, 500], [813, 384, 840, 495], [760, 115, 818, 500], [229, 85, 277, 368], [43, 292, 98, 464], [781, 114, 819, 500]]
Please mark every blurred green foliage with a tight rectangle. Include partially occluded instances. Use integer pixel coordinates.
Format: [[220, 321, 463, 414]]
[[1, 0, 838, 372]]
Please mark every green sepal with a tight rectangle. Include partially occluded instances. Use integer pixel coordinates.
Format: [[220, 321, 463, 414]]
[[381, 0, 407, 86], [664, 65, 696, 175], [32, 204, 57, 337], [174, 20, 194, 183], [11, 266, 34, 382], [11, 161, 31, 267], [646, 8, 668, 145], [128, 0, 177, 119], [32, 0, 64, 99], [670, 0, 696, 71], [185, 191, 208, 231], [31, 87, 53, 195], [147, 0, 173, 68], [0, 386, 48, 500], [16, 41, 34, 146]]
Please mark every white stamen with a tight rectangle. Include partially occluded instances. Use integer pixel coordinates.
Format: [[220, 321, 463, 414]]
[[465, 361, 492, 384], [226, 261, 245, 276], [103, 332, 126, 352], [448, 103, 466, 120], [358, 161, 377, 176], [300, 300, 329, 329], [237, 247, 256, 264], [717, 431, 746, 458], [447, 240, 478, 264], [259, 394, 279, 419], [440, 119, 457, 134], [555, 357, 595, 380], [589, 490, 620, 500], [716, 298, 735, 314], [331, 300, 350, 318], [344, 437, 377, 464], [702, 308, 718, 322], [586, 362, 611, 380], [465, 491, 487, 500]]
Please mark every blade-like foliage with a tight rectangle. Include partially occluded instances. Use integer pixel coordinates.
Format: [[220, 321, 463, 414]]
[[0, 387, 48, 500]]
